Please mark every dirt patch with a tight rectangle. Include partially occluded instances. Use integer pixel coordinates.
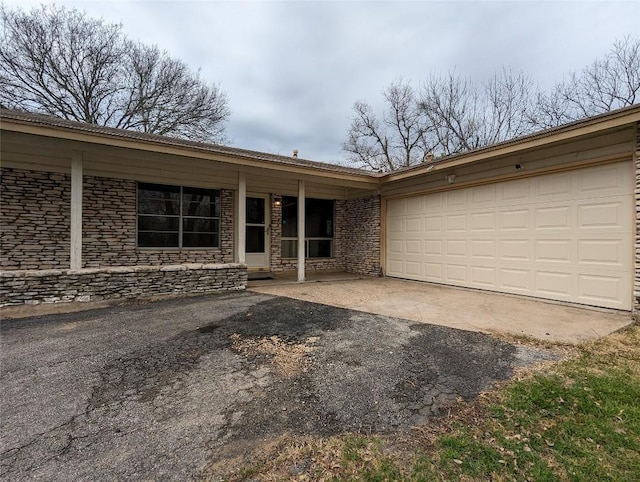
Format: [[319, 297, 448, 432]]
[[230, 333, 319, 377]]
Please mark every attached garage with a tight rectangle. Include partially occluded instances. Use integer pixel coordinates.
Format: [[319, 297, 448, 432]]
[[386, 161, 634, 310]]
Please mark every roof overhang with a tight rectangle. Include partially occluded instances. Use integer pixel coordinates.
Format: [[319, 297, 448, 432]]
[[382, 104, 640, 182]]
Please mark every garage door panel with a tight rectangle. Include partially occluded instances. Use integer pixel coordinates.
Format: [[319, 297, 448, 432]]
[[386, 161, 632, 309], [446, 214, 466, 232], [406, 196, 423, 214], [424, 262, 443, 279], [405, 261, 422, 276], [471, 212, 496, 231], [405, 217, 422, 232], [578, 201, 626, 230], [500, 209, 530, 230], [535, 239, 572, 263], [446, 190, 467, 209], [446, 239, 466, 257], [389, 239, 403, 254], [501, 179, 531, 204], [425, 216, 443, 232], [534, 172, 572, 201], [470, 239, 496, 259], [535, 271, 572, 299], [389, 217, 404, 234], [578, 164, 626, 197], [535, 205, 572, 230], [500, 268, 531, 292], [405, 239, 422, 255], [388, 199, 405, 216], [500, 239, 531, 261], [424, 239, 442, 256], [445, 264, 467, 283], [577, 239, 626, 266], [470, 266, 496, 288], [577, 274, 628, 308], [424, 192, 444, 210], [471, 185, 496, 205], [387, 259, 403, 275]]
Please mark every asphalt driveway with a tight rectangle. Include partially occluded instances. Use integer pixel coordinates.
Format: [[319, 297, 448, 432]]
[[1, 292, 558, 481]]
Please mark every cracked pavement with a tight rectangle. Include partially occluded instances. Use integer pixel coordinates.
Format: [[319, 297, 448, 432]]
[[1, 292, 558, 481]]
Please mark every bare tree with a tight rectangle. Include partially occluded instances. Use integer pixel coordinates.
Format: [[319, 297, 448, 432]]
[[420, 68, 534, 156], [342, 80, 434, 172], [530, 36, 640, 128], [0, 4, 230, 143], [344, 37, 638, 171]]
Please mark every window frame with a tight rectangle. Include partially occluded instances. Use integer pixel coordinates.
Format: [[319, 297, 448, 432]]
[[281, 196, 334, 259], [136, 182, 221, 249]]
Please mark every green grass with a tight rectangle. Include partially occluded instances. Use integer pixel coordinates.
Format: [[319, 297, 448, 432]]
[[214, 323, 640, 482]]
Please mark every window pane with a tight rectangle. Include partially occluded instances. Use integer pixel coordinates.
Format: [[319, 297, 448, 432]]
[[138, 232, 179, 248], [308, 239, 332, 258], [306, 199, 334, 237], [138, 215, 179, 232], [246, 197, 265, 224], [182, 187, 220, 217], [183, 218, 218, 233], [138, 183, 180, 215], [282, 196, 297, 237], [246, 226, 265, 253], [281, 239, 297, 258], [183, 233, 218, 248]]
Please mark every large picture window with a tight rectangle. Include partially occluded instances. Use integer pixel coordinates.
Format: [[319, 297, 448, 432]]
[[137, 183, 220, 248], [281, 196, 334, 258]]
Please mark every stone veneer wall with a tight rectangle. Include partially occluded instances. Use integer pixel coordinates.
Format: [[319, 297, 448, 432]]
[[0, 168, 234, 269], [0, 169, 71, 270], [268, 194, 381, 276], [0, 263, 247, 307], [342, 195, 381, 276], [83, 175, 234, 267], [634, 121, 640, 313]]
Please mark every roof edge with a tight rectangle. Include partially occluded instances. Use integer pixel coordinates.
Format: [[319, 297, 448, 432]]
[[383, 104, 640, 181]]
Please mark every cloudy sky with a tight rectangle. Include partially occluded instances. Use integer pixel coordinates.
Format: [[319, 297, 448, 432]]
[[5, 0, 639, 164]]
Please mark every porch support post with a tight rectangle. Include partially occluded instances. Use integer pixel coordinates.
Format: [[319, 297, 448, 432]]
[[297, 180, 305, 282], [70, 150, 83, 270], [237, 172, 246, 265]]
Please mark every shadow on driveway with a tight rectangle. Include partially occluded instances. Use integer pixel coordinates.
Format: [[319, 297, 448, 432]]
[[1, 292, 559, 481]]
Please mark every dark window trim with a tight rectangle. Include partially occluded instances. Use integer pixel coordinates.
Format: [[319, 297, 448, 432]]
[[281, 196, 334, 259], [136, 182, 221, 249]]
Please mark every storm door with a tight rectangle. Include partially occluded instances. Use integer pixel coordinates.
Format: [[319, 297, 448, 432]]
[[245, 196, 269, 270]]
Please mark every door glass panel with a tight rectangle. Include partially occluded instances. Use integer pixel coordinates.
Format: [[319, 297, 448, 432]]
[[246, 226, 265, 253], [246, 197, 265, 224]]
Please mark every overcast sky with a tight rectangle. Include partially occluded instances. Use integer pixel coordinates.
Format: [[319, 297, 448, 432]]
[[5, 0, 640, 163]]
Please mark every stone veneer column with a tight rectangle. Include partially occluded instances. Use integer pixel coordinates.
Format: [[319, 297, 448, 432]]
[[634, 121, 640, 313]]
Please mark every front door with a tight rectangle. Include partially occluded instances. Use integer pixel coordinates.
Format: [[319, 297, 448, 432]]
[[245, 196, 269, 270]]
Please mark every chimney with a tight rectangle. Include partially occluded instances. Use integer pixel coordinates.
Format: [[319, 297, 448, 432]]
[[292, 149, 299, 158]]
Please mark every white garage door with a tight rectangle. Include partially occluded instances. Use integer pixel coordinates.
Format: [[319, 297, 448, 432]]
[[386, 162, 633, 310]]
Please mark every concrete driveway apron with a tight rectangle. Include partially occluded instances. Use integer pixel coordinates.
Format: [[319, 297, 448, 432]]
[[249, 277, 633, 343]]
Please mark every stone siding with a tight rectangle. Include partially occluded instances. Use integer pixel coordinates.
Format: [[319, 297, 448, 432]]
[[342, 195, 382, 276], [635, 121, 640, 313], [83, 176, 234, 267], [0, 168, 71, 270], [1, 168, 235, 270], [0, 263, 247, 307]]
